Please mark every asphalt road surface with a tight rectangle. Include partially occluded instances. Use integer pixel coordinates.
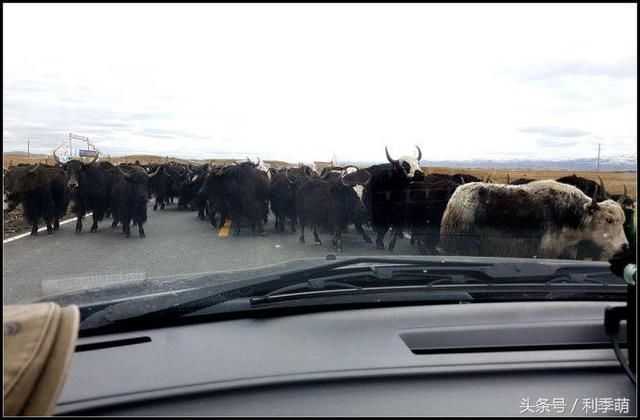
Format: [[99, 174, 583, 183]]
[[3, 200, 417, 304]]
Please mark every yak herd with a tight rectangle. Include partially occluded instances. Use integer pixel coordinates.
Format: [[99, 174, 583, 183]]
[[3, 146, 635, 261]]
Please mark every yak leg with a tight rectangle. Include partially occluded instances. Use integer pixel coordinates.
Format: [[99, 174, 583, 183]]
[[388, 228, 398, 251], [374, 225, 387, 250], [90, 212, 100, 233], [218, 207, 227, 228], [137, 221, 145, 238], [53, 218, 60, 231], [313, 228, 322, 245], [122, 216, 131, 238], [354, 223, 372, 243], [75, 207, 86, 233], [153, 196, 159, 211], [208, 205, 217, 228], [334, 230, 343, 252], [43, 210, 53, 233], [197, 199, 206, 220], [388, 227, 401, 251], [254, 210, 266, 237], [230, 212, 241, 236], [45, 219, 53, 234], [299, 224, 306, 243], [30, 221, 39, 236]]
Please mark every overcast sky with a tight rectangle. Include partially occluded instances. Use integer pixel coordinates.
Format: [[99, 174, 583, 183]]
[[3, 3, 637, 163]]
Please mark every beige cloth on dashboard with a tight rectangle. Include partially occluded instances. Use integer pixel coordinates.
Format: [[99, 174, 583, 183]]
[[3, 303, 79, 416]]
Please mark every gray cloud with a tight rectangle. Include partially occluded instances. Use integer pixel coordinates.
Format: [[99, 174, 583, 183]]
[[59, 96, 87, 104], [129, 111, 173, 120], [521, 57, 637, 81], [136, 127, 210, 141], [534, 138, 581, 148], [519, 126, 590, 138]]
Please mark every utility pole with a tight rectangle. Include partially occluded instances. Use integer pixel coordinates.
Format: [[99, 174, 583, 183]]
[[596, 143, 601, 173]]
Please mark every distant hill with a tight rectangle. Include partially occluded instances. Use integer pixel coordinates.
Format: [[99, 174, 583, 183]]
[[3, 151, 48, 157]]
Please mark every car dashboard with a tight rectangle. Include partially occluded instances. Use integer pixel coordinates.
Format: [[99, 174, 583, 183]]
[[55, 301, 636, 416]]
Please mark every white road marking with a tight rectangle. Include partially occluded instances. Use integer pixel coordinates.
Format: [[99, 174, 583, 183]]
[[3, 212, 93, 244]]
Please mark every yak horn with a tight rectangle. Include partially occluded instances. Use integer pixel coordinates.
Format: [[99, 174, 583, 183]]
[[588, 187, 599, 210], [28, 162, 40, 174], [617, 185, 627, 204], [360, 169, 372, 186], [147, 165, 161, 178], [53, 150, 62, 165], [385, 146, 398, 164], [118, 165, 132, 179], [415, 145, 422, 161], [596, 175, 607, 200], [341, 170, 353, 187], [342, 169, 371, 187], [286, 168, 297, 184], [87, 153, 99, 165]]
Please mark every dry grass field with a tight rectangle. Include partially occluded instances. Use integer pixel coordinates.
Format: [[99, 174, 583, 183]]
[[424, 166, 636, 198], [3, 154, 294, 169], [4, 154, 636, 198]]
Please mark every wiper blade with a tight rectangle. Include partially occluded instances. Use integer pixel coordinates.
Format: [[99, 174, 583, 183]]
[[78, 257, 489, 330], [248, 271, 626, 306], [78, 257, 625, 332]]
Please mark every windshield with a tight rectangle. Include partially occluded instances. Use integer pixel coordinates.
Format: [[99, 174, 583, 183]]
[[3, 4, 637, 314]]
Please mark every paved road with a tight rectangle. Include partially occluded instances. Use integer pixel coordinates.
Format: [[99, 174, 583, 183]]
[[3, 201, 417, 304]]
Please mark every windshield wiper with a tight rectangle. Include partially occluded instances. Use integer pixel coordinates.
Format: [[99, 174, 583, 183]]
[[78, 257, 626, 334], [246, 268, 624, 306], [79, 257, 480, 330]]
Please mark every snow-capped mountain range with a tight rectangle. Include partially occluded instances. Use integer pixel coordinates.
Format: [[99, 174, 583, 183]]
[[344, 154, 637, 171]]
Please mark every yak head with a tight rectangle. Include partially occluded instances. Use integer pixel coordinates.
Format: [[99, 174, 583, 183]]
[[4, 164, 46, 211], [54, 150, 98, 188], [385, 145, 424, 181], [581, 189, 629, 260]]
